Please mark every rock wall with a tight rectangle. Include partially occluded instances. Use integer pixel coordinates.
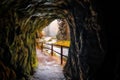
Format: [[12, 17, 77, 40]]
[[0, 9, 37, 80], [63, 1, 105, 80]]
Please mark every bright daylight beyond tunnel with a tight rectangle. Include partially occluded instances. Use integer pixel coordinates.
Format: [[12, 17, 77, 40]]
[[32, 19, 70, 80]]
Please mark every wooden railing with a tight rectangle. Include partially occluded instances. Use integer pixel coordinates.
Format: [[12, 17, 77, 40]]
[[38, 42, 69, 65]]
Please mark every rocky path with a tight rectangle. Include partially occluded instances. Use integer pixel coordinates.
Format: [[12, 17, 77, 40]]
[[30, 49, 65, 80]]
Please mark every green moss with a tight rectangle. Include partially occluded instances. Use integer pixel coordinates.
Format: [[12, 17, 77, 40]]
[[31, 48, 38, 68], [32, 55, 38, 68]]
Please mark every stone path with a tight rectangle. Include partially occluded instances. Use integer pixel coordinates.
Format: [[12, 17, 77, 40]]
[[30, 49, 65, 80]]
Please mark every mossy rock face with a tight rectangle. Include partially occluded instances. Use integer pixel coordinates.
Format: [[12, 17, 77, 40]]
[[0, 7, 38, 79]]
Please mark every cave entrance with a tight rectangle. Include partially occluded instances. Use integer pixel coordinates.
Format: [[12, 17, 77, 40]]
[[0, 0, 106, 80]]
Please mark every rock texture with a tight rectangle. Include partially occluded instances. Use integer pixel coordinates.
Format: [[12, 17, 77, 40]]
[[0, 2, 38, 80], [0, 0, 119, 80]]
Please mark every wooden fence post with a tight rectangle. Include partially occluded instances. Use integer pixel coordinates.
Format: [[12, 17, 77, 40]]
[[51, 44, 53, 56], [61, 46, 63, 65]]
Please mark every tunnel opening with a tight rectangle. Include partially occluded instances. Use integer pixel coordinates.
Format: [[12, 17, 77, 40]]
[[36, 19, 70, 63], [33, 18, 71, 79]]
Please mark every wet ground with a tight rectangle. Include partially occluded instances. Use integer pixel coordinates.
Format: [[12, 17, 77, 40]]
[[30, 48, 65, 80]]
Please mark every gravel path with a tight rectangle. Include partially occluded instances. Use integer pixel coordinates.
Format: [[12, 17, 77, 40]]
[[30, 49, 65, 80]]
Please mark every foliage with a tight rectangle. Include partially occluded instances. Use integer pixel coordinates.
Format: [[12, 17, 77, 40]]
[[54, 40, 70, 47]]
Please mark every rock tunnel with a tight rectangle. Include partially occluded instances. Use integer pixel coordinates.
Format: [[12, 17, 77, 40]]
[[0, 0, 119, 80]]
